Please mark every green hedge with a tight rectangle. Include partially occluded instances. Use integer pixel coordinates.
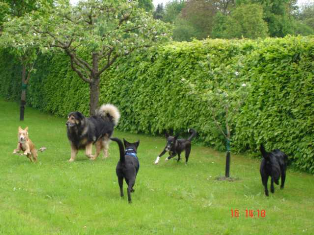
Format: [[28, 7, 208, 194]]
[[234, 37, 314, 173], [0, 36, 313, 173]]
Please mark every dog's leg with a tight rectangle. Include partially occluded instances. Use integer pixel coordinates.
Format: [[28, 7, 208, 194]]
[[23, 144, 31, 156], [31, 149, 38, 162], [94, 140, 102, 159], [102, 137, 110, 159], [69, 145, 78, 162], [281, 169, 286, 189], [13, 143, 21, 154], [85, 143, 95, 160], [155, 149, 167, 164], [262, 175, 269, 196], [270, 177, 275, 194], [166, 153, 177, 161], [127, 178, 135, 203], [185, 146, 191, 164], [118, 176, 124, 197], [27, 154, 33, 162], [177, 153, 181, 162]]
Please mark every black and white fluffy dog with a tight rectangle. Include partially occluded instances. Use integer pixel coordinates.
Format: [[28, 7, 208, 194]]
[[66, 104, 120, 162], [111, 137, 140, 203], [260, 144, 288, 196], [154, 129, 197, 165]]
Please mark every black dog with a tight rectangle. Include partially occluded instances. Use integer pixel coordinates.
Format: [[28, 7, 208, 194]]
[[260, 144, 288, 196], [111, 137, 140, 203], [154, 129, 196, 165], [66, 104, 120, 162]]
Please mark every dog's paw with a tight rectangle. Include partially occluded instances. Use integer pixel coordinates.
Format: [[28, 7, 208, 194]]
[[154, 157, 160, 164], [13, 150, 18, 154], [165, 157, 169, 161], [24, 151, 30, 156], [68, 158, 75, 162]]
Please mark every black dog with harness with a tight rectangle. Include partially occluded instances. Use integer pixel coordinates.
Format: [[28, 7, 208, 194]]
[[111, 137, 140, 203]]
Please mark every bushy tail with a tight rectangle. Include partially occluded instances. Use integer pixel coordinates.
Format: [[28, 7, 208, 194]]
[[111, 137, 125, 163], [188, 128, 197, 141], [260, 144, 268, 158], [97, 104, 120, 126]]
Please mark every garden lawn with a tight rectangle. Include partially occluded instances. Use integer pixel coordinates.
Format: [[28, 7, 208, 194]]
[[0, 99, 313, 235]]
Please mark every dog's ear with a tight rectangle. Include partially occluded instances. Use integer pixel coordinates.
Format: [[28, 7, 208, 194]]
[[174, 133, 179, 140], [75, 112, 85, 120], [260, 144, 269, 159], [123, 138, 130, 147], [25, 127, 29, 131], [18, 126, 22, 131], [135, 140, 140, 148]]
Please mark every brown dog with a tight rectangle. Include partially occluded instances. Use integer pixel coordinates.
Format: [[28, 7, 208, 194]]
[[13, 126, 38, 162]]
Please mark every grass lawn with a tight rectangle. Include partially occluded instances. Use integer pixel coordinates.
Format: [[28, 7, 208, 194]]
[[0, 99, 313, 235]]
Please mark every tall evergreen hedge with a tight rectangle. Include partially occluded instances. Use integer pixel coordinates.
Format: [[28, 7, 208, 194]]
[[0, 36, 313, 173]]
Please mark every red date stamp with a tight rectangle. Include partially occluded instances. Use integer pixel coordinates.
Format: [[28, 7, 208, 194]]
[[231, 209, 266, 218]]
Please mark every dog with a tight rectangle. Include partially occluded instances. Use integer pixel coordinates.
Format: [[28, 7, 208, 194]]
[[111, 137, 140, 203], [13, 127, 38, 162], [66, 104, 120, 162], [154, 128, 196, 165], [260, 144, 288, 196]]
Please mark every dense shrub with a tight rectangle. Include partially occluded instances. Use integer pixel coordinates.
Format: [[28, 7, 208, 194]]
[[234, 37, 314, 173], [0, 36, 313, 173]]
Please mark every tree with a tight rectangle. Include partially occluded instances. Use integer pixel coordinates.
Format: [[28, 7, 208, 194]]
[[296, 3, 314, 30], [0, 0, 52, 120], [250, 0, 297, 37], [138, 0, 154, 12], [184, 54, 249, 178], [211, 12, 230, 39], [163, 0, 185, 23], [180, 0, 218, 39], [172, 16, 199, 41], [4, 0, 170, 115], [153, 3, 165, 19], [0, 1, 9, 33], [215, 3, 268, 39]]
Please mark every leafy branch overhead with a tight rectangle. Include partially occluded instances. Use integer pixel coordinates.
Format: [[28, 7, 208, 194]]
[[3, 0, 171, 84]]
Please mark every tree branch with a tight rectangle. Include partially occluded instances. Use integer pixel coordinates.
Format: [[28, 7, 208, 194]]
[[65, 50, 92, 83]]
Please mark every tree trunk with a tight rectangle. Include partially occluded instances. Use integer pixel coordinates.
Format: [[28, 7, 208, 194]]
[[224, 105, 231, 177], [225, 151, 230, 177], [89, 52, 100, 116], [89, 78, 100, 116], [20, 65, 27, 121]]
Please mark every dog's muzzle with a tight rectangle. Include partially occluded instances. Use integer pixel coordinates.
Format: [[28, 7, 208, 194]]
[[66, 122, 75, 127]]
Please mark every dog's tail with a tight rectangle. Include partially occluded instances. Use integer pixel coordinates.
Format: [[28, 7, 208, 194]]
[[260, 144, 268, 158], [111, 137, 125, 163], [97, 104, 120, 126], [38, 147, 47, 152], [187, 128, 197, 141]]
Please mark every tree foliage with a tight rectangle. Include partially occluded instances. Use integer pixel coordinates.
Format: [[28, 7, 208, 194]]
[[163, 0, 185, 23], [2, 0, 170, 114], [160, 0, 308, 41], [138, 0, 154, 12], [212, 3, 268, 39], [180, 0, 218, 40], [153, 3, 165, 19]]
